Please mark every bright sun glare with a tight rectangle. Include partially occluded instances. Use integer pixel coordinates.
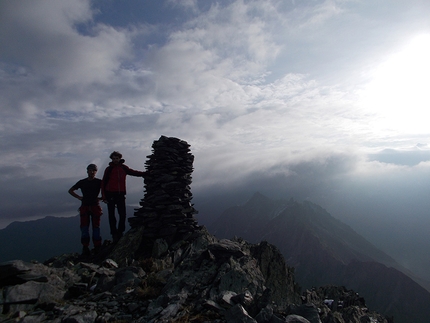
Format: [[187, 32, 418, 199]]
[[361, 34, 430, 134]]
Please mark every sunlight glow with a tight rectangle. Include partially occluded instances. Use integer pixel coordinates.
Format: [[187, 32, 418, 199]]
[[361, 34, 430, 133]]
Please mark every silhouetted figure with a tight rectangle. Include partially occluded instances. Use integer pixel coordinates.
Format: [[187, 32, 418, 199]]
[[68, 164, 102, 256], [102, 151, 147, 242]]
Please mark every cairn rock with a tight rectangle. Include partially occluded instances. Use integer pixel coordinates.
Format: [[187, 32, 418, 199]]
[[152, 238, 169, 258], [129, 136, 199, 244]]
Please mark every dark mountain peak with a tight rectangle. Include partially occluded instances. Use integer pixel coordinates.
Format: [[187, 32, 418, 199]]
[[245, 191, 274, 207], [210, 192, 290, 239], [249, 191, 266, 200], [207, 193, 430, 322], [246, 192, 297, 207], [269, 199, 398, 266], [213, 195, 399, 270]]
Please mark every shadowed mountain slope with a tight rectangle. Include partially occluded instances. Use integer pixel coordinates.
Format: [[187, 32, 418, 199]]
[[0, 206, 136, 263], [208, 192, 430, 323]]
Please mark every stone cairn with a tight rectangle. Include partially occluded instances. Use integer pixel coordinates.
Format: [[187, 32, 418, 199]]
[[128, 135, 199, 244]]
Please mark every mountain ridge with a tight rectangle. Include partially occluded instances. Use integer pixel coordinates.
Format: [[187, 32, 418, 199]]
[[208, 192, 430, 322], [0, 207, 133, 263], [2, 192, 430, 322]]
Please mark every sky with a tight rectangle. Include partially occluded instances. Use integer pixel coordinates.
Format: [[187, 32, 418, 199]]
[[1, 0, 430, 282]]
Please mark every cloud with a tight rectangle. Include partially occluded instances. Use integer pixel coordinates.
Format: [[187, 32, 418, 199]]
[[0, 174, 76, 224], [368, 146, 430, 166], [0, 0, 131, 87], [1, 0, 426, 186]]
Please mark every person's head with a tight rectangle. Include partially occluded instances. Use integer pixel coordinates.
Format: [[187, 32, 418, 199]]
[[110, 151, 122, 164], [86, 164, 98, 178]]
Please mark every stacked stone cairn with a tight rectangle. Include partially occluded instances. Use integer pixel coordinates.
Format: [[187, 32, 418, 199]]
[[128, 135, 199, 245]]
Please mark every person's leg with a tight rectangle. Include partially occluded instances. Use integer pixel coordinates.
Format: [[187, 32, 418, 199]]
[[79, 207, 91, 256], [116, 194, 127, 237], [107, 196, 118, 236], [90, 205, 102, 249]]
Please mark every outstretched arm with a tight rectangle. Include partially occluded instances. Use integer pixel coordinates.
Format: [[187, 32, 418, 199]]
[[124, 165, 147, 177]]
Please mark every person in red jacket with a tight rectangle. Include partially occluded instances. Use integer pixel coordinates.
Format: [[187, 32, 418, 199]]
[[102, 151, 147, 242]]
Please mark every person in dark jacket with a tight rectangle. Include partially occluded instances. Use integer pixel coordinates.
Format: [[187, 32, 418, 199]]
[[68, 164, 102, 256], [102, 151, 147, 242]]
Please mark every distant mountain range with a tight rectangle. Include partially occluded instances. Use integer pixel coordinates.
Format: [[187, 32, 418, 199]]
[[0, 206, 132, 262], [2, 193, 430, 322], [208, 192, 430, 323], [0, 216, 81, 262]]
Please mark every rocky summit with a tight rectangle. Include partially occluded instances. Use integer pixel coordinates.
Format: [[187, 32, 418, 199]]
[[0, 227, 389, 323], [0, 136, 391, 323]]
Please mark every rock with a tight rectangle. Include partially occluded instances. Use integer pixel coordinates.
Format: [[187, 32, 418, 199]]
[[0, 260, 32, 287], [152, 238, 169, 258], [270, 314, 289, 323], [231, 290, 253, 307], [250, 241, 301, 310], [94, 274, 115, 293], [101, 259, 118, 269], [254, 305, 273, 323], [208, 239, 248, 259], [62, 310, 98, 323], [3, 281, 65, 313], [20, 312, 47, 323], [285, 315, 311, 323], [225, 304, 257, 323], [108, 226, 148, 266], [0, 227, 390, 323], [0, 260, 65, 290], [204, 300, 226, 312], [220, 290, 237, 307], [112, 267, 142, 294], [288, 304, 321, 323]]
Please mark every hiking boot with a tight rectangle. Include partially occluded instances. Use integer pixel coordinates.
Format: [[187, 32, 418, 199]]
[[94, 246, 101, 254], [82, 246, 90, 256]]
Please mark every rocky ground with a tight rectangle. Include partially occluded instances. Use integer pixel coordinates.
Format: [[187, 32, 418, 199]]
[[0, 226, 391, 323]]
